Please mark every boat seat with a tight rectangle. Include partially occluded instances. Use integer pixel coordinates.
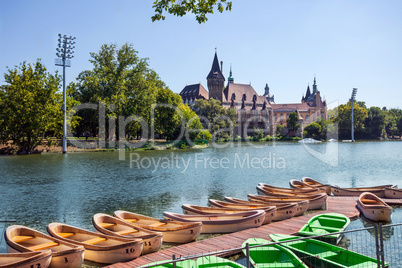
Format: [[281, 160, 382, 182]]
[[317, 217, 346, 223], [58, 232, 75, 238], [13, 235, 35, 243], [360, 199, 378, 204], [99, 222, 116, 228], [349, 261, 379, 268], [115, 229, 139, 235], [28, 241, 59, 251], [82, 237, 107, 245], [124, 219, 138, 223], [209, 216, 220, 220], [317, 251, 339, 258], [309, 225, 341, 231], [148, 222, 167, 227]]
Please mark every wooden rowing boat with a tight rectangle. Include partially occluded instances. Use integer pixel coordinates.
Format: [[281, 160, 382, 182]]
[[242, 238, 308, 268], [163, 210, 265, 233], [223, 197, 300, 221], [331, 184, 396, 197], [5, 225, 85, 268], [297, 213, 350, 244], [196, 256, 246, 268], [0, 251, 52, 268], [92, 213, 163, 254], [224, 197, 305, 220], [249, 193, 327, 210], [384, 187, 402, 199], [356, 192, 392, 222], [183, 203, 276, 225], [257, 184, 323, 197], [248, 196, 307, 217], [114, 210, 202, 244], [289, 179, 328, 193], [257, 183, 321, 194], [47, 223, 143, 264], [208, 199, 277, 223], [270, 234, 388, 268], [301, 177, 332, 195]]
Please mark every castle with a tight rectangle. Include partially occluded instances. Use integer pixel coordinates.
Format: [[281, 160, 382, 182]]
[[180, 51, 327, 137]]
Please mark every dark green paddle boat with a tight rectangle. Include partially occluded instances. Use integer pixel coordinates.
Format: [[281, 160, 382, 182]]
[[270, 234, 388, 268], [242, 238, 308, 267], [298, 213, 350, 244]]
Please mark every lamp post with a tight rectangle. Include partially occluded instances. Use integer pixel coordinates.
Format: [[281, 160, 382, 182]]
[[350, 88, 358, 142], [55, 34, 76, 154]]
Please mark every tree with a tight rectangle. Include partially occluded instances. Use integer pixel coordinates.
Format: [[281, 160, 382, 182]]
[[71, 43, 165, 139], [333, 102, 368, 139], [177, 103, 203, 141], [152, 0, 232, 23], [193, 98, 237, 141], [397, 116, 402, 137], [154, 87, 182, 140], [286, 111, 300, 136], [0, 60, 62, 153], [304, 122, 321, 139], [364, 107, 386, 139]]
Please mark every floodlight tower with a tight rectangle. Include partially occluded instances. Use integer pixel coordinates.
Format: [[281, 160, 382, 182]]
[[350, 88, 358, 142], [55, 34, 76, 154]]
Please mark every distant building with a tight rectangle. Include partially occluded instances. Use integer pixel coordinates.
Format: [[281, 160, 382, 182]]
[[180, 51, 274, 137], [271, 77, 327, 132]]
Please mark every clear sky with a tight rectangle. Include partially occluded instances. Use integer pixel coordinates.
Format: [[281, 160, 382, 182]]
[[1, 0, 401, 109]]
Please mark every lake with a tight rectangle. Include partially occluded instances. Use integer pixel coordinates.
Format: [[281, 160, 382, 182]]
[[0, 141, 401, 264]]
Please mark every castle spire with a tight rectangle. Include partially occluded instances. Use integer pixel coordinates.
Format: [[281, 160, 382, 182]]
[[206, 50, 225, 81], [228, 64, 234, 83], [313, 76, 318, 93], [305, 84, 311, 98]]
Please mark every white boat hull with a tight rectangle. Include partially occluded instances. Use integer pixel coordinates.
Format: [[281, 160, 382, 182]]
[[83, 245, 141, 264], [159, 226, 202, 243], [384, 188, 402, 199], [357, 202, 392, 222]]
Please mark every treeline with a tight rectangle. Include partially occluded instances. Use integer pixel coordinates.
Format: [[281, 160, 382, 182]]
[[303, 102, 402, 140], [0, 43, 211, 153]]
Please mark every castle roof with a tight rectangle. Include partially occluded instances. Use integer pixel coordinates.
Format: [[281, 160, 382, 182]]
[[206, 52, 225, 81], [223, 83, 270, 109], [180, 83, 209, 101]]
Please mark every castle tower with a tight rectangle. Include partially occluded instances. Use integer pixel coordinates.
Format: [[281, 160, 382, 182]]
[[263, 83, 275, 103], [206, 50, 225, 102], [228, 64, 234, 84]]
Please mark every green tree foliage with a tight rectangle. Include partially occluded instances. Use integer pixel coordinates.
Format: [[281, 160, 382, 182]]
[[286, 111, 300, 136], [193, 98, 237, 141], [0, 60, 62, 153], [364, 107, 386, 139], [333, 102, 368, 139], [304, 122, 321, 139], [152, 0, 232, 23], [177, 103, 203, 141], [154, 88, 182, 140], [275, 125, 284, 135], [71, 43, 166, 139]]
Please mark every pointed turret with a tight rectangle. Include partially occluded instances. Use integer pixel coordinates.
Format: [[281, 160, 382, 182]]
[[207, 50, 225, 102], [228, 64, 234, 83], [313, 76, 318, 93], [305, 84, 311, 98], [206, 51, 225, 80]]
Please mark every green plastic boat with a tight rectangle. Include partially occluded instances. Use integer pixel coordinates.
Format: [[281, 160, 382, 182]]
[[196, 256, 246, 268], [146, 259, 196, 268], [242, 238, 308, 267], [297, 213, 350, 244], [269, 234, 388, 268]]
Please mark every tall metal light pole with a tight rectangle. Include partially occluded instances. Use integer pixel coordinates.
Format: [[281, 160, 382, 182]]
[[350, 88, 358, 142], [55, 34, 76, 154]]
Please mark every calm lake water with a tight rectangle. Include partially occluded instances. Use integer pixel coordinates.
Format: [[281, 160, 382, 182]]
[[0, 141, 401, 264]]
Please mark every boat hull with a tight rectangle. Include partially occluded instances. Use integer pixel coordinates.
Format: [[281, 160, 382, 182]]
[[114, 211, 202, 244], [270, 234, 388, 268], [0, 251, 52, 268], [357, 192, 392, 222], [297, 213, 350, 245], [163, 211, 265, 234], [301, 177, 332, 195], [331, 185, 396, 197], [242, 238, 308, 268], [384, 187, 402, 199]]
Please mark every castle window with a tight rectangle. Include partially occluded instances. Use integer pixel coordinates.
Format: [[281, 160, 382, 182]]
[[305, 115, 309, 122]]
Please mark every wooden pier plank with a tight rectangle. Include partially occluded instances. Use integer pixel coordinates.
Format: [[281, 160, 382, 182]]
[[106, 196, 400, 268]]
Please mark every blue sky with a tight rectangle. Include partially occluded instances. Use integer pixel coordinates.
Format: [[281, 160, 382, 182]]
[[1, 0, 401, 109]]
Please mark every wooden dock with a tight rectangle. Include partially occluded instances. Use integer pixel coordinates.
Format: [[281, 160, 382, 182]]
[[106, 196, 376, 268]]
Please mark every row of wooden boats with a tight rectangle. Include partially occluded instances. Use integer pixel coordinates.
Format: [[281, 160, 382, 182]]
[[290, 177, 401, 198]]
